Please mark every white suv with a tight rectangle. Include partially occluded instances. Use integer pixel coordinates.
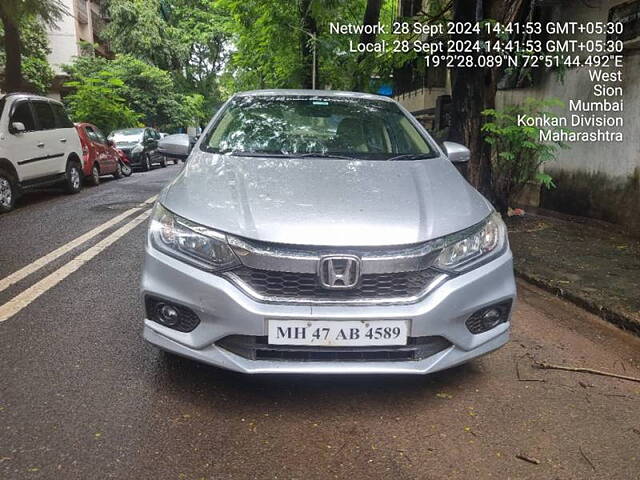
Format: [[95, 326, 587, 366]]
[[0, 93, 84, 213]]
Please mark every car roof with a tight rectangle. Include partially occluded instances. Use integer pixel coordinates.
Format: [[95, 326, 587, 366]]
[[0, 92, 64, 105], [233, 89, 395, 103]]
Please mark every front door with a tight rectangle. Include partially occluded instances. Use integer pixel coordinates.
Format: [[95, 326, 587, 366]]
[[6, 101, 46, 182], [30, 101, 65, 178]]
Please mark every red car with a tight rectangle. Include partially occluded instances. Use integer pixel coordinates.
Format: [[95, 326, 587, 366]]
[[75, 122, 126, 185]]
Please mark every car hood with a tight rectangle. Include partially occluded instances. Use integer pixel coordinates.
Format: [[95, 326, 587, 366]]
[[160, 151, 493, 247]]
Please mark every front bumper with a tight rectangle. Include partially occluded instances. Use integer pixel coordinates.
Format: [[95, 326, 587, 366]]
[[141, 245, 516, 374]]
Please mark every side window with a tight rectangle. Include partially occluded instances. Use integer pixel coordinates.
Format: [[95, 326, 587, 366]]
[[32, 101, 56, 130], [87, 127, 107, 143], [52, 103, 74, 128], [10, 101, 37, 131], [93, 128, 107, 144], [85, 126, 99, 142], [153, 130, 160, 140]]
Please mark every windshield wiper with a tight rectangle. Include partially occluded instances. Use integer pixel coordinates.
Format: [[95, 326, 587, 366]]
[[386, 153, 436, 161], [295, 152, 358, 160], [207, 148, 289, 157], [231, 151, 290, 157]]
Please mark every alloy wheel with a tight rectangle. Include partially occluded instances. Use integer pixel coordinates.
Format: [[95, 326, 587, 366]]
[[71, 167, 81, 190], [0, 177, 12, 208]]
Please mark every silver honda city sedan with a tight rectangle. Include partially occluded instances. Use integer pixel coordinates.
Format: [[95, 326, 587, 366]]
[[141, 89, 516, 374]]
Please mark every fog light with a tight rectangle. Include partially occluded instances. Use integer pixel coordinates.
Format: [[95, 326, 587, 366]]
[[145, 296, 201, 332], [481, 308, 502, 329], [465, 301, 512, 334], [157, 303, 179, 326]]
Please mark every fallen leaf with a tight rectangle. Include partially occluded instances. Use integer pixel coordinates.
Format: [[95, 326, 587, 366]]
[[436, 392, 452, 399]]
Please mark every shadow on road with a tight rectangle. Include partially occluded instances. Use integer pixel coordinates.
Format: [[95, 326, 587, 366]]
[[152, 350, 482, 412]]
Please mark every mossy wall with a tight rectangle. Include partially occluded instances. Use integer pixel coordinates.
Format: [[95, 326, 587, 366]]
[[541, 168, 640, 236]]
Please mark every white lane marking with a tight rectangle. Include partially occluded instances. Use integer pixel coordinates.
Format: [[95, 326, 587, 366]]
[[0, 195, 157, 294], [0, 210, 152, 323]]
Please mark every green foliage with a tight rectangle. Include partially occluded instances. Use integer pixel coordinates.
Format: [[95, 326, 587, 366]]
[[217, 0, 402, 94], [102, 0, 185, 70], [64, 53, 204, 130], [482, 98, 568, 209], [0, 16, 54, 93], [64, 71, 141, 134], [0, 0, 68, 27], [103, 0, 227, 113]]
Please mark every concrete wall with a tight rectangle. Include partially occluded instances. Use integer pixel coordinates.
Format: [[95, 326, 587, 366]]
[[395, 0, 640, 235], [497, 0, 640, 234], [46, 0, 79, 75]]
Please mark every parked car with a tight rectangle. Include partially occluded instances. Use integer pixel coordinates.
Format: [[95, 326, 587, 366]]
[[157, 133, 191, 164], [0, 93, 84, 213], [141, 89, 516, 375], [108, 127, 166, 171], [75, 122, 123, 185]]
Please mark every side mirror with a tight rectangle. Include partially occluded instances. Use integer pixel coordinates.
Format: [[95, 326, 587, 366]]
[[11, 122, 26, 134], [443, 141, 470, 163], [188, 134, 200, 151]]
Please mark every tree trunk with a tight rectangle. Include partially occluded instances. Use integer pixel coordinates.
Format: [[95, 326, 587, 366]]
[[449, 0, 493, 199], [353, 0, 382, 91], [299, 0, 318, 89], [0, 10, 23, 92]]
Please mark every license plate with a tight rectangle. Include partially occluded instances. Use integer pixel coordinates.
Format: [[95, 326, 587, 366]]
[[267, 320, 409, 347]]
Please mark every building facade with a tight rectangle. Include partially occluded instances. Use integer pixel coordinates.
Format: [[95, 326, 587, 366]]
[[46, 0, 111, 99]]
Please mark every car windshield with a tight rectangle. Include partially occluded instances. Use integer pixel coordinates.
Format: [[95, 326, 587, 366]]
[[111, 128, 144, 143], [202, 95, 436, 160]]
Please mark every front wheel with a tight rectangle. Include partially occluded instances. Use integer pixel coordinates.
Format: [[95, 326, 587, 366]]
[[113, 162, 123, 179], [65, 162, 83, 194], [120, 161, 132, 177], [0, 171, 17, 213], [142, 154, 151, 171], [160, 156, 167, 168]]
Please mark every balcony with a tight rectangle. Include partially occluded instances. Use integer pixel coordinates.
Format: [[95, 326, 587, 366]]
[[75, 0, 88, 24]]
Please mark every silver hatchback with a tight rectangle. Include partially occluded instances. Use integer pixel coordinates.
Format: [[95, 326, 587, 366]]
[[141, 89, 516, 374]]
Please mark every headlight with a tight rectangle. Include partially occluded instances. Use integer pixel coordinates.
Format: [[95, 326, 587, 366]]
[[149, 204, 240, 271], [434, 212, 507, 272]]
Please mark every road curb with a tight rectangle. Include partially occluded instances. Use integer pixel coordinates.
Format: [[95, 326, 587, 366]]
[[515, 268, 640, 337]]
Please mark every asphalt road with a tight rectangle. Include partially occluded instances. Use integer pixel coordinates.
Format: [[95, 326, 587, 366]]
[[1, 165, 639, 480]]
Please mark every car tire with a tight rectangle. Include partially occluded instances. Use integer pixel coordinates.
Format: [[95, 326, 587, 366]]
[[160, 156, 167, 168], [121, 162, 132, 177], [88, 163, 100, 186], [143, 154, 151, 171], [113, 162, 123, 179], [64, 161, 83, 194], [0, 170, 17, 213]]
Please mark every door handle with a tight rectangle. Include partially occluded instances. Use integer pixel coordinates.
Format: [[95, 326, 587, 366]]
[[59, 138, 67, 143], [37, 142, 45, 148]]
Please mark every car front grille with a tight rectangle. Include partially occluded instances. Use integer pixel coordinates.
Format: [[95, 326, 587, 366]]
[[216, 335, 452, 362], [226, 266, 443, 303]]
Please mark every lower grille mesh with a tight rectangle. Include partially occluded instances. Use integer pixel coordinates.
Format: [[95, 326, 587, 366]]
[[229, 266, 440, 301], [217, 335, 452, 362]]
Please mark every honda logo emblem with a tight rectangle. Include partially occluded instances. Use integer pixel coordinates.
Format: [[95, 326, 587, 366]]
[[318, 255, 361, 289]]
